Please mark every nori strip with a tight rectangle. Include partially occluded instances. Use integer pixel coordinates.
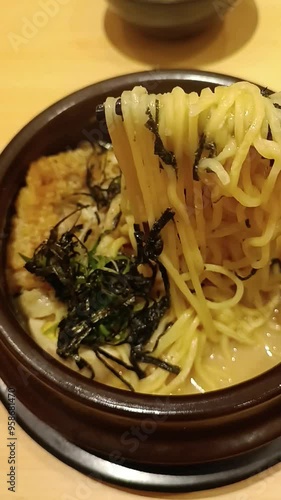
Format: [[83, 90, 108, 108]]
[[193, 134, 217, 181], [23, 208, 180, 390], [145, 100, 177, 170]]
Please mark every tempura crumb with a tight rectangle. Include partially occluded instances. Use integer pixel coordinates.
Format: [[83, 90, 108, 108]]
[[7, 144, 93, 293]]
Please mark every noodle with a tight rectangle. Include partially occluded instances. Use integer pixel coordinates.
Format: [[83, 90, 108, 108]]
[[102, 82, 281, 392]]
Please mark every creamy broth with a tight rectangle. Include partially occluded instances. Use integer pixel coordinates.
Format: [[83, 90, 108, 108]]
[[176, 307, 281, 395]]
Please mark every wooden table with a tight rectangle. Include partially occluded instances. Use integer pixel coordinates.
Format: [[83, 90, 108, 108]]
[[1, 0, 281, 498]]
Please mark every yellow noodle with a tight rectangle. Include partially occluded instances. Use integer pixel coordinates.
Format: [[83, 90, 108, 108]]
[[102, 82, 281, 392]]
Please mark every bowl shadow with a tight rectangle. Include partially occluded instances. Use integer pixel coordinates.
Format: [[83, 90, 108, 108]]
[[104, 0, 258, 68]]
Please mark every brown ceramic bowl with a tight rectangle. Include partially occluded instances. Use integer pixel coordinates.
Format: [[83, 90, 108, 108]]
[[0, 70, 281, 492], [105, 0, 238, 39]]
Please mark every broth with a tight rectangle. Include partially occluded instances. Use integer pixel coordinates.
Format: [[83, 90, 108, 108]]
[[177, 306, 281, 395]]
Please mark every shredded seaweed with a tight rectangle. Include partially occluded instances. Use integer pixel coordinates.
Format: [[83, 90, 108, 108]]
[[112, 211, 122, 232], [23, 208, 180, 390], [193, 134, 217, 181], [193, 134, 206, 181], [83, 229, 92, 243], [145, 100, 177, 170], [265, 126, 275, 167], [86, 163, 121, 210], [261, 87, 272, 98], [205, 141, 217, 158], [261, 88, 281, 110], [73, 146, 121, 210]]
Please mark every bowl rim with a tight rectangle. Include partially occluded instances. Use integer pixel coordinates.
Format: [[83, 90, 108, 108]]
[[1, 68, 280, 419]]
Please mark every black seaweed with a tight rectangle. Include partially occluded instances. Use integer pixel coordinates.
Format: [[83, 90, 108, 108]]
[[24, 208, 180, 390], [24, 208, 90, 302], [193, 134, 217, 181], [261, 87, 272, 98], [86, 164, 121, 210], [261, 88, 281, 110], [145, 100, 177, 170], [205, 141, 217, 158], [73, 145, 121, 211]]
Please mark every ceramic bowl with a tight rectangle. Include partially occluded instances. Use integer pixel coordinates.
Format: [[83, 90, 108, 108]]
[[0, 70, 281, 491], [105, 0, 238, 39]]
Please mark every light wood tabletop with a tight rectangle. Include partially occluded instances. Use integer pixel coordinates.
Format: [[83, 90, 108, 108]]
[[1, 0, 281, 498]]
